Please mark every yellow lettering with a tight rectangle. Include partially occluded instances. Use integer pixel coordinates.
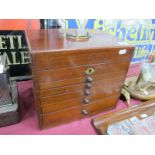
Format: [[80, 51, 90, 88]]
[[2, 53, 11, 65], [94, 19, 105, 31], [133, 46, 147, 58], [6, 35, 16, 49], [21, 51, 30, 64], [0, 35, 7, 49], [17, 35, 25, 49], [11, 52, 20, 65], [75, 19, 88, 29], [62, 19, 69, 30]]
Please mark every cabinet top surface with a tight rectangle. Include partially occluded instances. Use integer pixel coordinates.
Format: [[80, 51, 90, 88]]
[[26, 29, 134, 53]]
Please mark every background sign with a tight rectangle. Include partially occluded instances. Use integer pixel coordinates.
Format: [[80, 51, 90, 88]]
[[0, 30, 31, 77], [62, 19, 155, 63]]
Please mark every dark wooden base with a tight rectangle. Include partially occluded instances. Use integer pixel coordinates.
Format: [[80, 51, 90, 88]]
[[0, 109, 19, 127], [92, 99, 155, 134], [0, 80, 20, 128]]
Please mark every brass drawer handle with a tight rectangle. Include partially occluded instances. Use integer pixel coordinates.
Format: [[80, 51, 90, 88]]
[[83, 98, 90, 104], [86, 76, 93, 82], [85, 89, 91, 96], [85, 83, 92, 89], [81, 109, 88, 115]]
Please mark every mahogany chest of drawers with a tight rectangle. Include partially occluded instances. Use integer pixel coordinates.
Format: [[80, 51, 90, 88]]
[[26, 29, 134, 129]]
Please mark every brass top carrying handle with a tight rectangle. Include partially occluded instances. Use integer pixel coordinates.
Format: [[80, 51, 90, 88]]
[[66, 29, 90, 41]]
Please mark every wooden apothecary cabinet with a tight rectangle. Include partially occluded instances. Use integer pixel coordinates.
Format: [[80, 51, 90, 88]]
[[26, 29, 134, 129]]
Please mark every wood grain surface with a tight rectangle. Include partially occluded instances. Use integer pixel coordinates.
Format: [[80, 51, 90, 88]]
[[26, 29, 134, 129]]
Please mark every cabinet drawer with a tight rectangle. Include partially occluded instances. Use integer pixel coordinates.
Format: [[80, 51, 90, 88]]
[[34, 61, 130, 83], [42, 96, 119, 128], [40, 93, 120, 113], [40, 81, 123, 113], [36, 70, 127, 90], [31, 48, 133, 70], [39, 75, 125, 97], [40, 76, 124, 104]]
